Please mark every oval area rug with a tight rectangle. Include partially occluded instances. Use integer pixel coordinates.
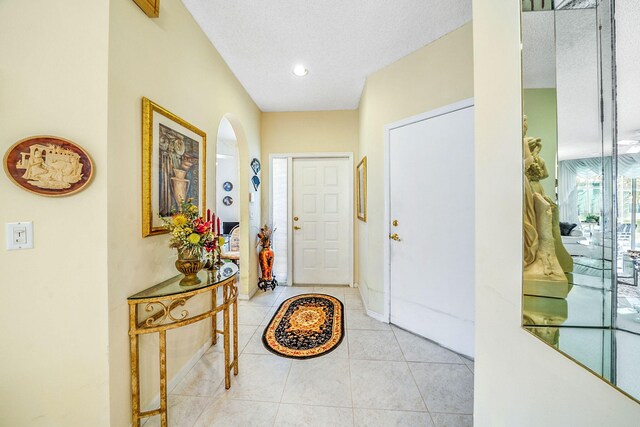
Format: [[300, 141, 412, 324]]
[[262, 293, 344, 359]]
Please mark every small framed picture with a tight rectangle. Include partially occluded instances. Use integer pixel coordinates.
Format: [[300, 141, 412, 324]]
[[251, 158, 261, 175], [252, 175, 261, 191], [356, 156, 367, 222]]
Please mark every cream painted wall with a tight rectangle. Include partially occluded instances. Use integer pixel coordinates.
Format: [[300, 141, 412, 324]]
[[473, 0, 640, 425], [357, 23, 474, 313], [523, 88, 558, 198], [260, 110, 359, 281], [107, 0, 261, 424], [0, 1, 111, 426]]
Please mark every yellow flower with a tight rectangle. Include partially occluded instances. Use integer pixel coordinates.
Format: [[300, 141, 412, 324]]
[[187, 233, 201, 244], [173, 214, 187, 226], [218, 236, 225, 245], [189, 205, 199, 214]]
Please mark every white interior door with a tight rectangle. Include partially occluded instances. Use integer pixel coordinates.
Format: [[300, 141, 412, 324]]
[[389, 104, 475, 357], [293, 158, 350, 285]]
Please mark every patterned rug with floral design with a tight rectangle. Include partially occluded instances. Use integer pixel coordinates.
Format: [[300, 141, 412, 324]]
[[262, 293, 344, 359]]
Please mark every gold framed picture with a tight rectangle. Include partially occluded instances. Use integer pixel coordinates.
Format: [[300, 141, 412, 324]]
[[356, 156, 367, 222], [142, 97, 206, 237]]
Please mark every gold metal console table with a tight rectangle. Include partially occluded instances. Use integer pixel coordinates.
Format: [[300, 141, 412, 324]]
[[128, 262, 239, 427]]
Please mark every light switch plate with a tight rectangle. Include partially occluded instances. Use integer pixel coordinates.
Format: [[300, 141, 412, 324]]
[[6, 221, 33, 250]]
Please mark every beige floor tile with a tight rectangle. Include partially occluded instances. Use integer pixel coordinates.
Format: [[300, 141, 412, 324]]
[[346, 310, 391, 331], [392, 326, 463, 364], [275, 403, 354, 427], [242, 327, 271, 355], [409, 362, 474, 414], [344, 294, 364, 309], [225, 354, 291, 402], [348, 329, 404, 361], [353, 408, 433, 427], [172, 351, 226, 397], [431, 413, 473, 427], [142, 395, 210, 427], [194, 397, 279, 427], [260, 307, 278, 326], [237, 305, 272, 325], [281, 357, 352, 407], [208, 324, 257, 360], [240, 290, 281, 307], [350, 359, 426, 411]]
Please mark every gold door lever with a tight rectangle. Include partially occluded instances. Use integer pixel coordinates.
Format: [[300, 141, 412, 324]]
[[389, 233, 401, 241], [294, 226, 301, 230]]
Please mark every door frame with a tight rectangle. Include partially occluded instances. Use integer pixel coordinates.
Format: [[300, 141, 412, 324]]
[[269, 152, 355, 287], [383, 98, 474, 322]]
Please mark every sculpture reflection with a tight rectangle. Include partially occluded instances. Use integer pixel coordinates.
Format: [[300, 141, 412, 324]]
[[523, 116, 572, 298]]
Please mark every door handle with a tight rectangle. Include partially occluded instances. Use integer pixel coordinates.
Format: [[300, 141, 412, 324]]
[[294, 226, 301, 230], [389, 233, 401, 241]]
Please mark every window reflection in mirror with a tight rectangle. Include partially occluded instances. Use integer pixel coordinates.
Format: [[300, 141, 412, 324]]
[[521, 0, 640, 403]]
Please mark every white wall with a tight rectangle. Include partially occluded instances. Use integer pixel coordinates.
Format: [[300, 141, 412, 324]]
[[0, 1, 111, 425], [472, 0, 640, 425]]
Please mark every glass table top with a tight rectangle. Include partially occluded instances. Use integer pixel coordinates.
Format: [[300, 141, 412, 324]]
[[128, 261, 238, 300]]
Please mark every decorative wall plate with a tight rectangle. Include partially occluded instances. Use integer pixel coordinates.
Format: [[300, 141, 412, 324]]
[[223, 181, 233, 191], [3, 136, 94, 197], [223, 196, 233, 206], [251, 157, 261, 175], [252, 175, 261, 191]]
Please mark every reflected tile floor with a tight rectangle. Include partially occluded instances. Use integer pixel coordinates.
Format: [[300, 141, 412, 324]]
[[143, 285, 474, 427]]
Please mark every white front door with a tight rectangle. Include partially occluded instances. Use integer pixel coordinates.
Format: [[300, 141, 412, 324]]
[[293, 157, 351, 285], [389, 103, 475, 357]]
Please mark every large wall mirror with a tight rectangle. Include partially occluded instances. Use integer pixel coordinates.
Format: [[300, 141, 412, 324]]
[[521, 0, 640, 403]]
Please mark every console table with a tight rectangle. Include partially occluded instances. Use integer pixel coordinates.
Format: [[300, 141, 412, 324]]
[[128, 262, 239, 427]]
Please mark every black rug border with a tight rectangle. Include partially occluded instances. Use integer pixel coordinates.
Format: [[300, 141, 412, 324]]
[[261, 293, 346, 360]]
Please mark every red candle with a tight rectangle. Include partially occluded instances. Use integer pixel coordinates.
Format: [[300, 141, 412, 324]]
[[217, 217, 221, 235], [211, 213, 215, 232], [207, 209, 211, 222]]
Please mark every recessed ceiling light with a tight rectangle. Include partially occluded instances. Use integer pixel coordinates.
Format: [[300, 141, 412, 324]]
[[292, 64, 308, 77], [619, 139, 639, 146]]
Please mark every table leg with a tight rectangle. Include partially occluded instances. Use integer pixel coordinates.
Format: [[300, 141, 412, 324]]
[[212, 288, 218, 346], [223, 303, 231, 389], [129, 305, 141, 427], [159, 330, 168, 427], [233, 296, 238, 376], [130, 333, 140, 427]]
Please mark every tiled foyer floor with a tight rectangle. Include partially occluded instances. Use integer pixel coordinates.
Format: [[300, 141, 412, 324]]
[[144, 286, 474, 427]]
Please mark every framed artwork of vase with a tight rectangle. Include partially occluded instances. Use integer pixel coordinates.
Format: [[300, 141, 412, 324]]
[[3, 135, 94, 197], [356, 156, 367, 222], [142, 97, 206, 237]]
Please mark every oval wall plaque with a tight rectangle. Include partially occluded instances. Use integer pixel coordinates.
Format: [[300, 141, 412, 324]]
[[3, 136, 94, 197]]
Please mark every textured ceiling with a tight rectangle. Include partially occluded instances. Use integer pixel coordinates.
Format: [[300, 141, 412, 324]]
[[182, 0, 472, 112], [523, 5, 640, 160]]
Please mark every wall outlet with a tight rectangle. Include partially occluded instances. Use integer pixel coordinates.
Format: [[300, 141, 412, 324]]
[[6, 221, 33, 250]]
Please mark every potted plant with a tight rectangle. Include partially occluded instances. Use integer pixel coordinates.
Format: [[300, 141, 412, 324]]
[[163, 199, 218, 286]]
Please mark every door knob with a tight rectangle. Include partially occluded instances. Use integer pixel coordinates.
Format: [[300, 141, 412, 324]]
[[392, 219, 399, 227], [293, 216, 299, 221], [389, 233, 401, 241], [294, 226, 301, 230]]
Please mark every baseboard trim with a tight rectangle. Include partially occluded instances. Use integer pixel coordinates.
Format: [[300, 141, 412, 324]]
[[239, 284, 259, 301], [143, 339, 211, 412], [356, 282, 388, 324]]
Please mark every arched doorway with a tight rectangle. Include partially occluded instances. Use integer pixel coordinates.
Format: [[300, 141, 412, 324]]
[[215, 114, 256, 298]]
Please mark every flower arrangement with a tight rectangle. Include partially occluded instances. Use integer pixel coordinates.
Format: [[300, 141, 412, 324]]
[[163, 199, 219, 258], [256, 224, 276, 248]]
